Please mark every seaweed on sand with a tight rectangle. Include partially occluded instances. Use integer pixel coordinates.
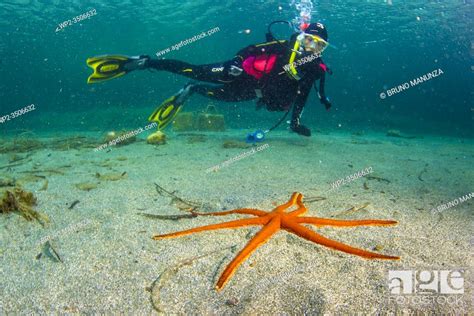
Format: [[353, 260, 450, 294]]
[[75, 182, 98, 191], [303, 196, 327, 203], [39, 180, 49, 191], [186, 134, 207, 144], [417, 163, 429, 182], [149, 246, 235, 313], [48, 136, 101, 151], [154, 183, 202, 212], [9, 154, 31, 163], [138, 212, 197, 221], [222, 140, 250, 149], [366, 175, 391, 184], [0, 134, 102, 154], [0, 138, 44, 154], [0, 177, 16, 187], [0, 187, 49, 226], [386, 129, 417, 139], [139, 184, 205, 221], [38, 240, 63, 263], [95, 172, 127, 181], [331, 203, 370, 218]]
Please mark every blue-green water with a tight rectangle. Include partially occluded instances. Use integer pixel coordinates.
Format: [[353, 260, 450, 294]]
[[1, 0, 472, 136], [0, 1, 473, 314]]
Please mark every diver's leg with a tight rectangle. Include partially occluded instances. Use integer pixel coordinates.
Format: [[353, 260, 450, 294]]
[[86, 55, 243, 84], [168, 82, 255, 106], [147, 59, 236, 84], [148, 81, 256, 127], [190, 82, 257, 102]]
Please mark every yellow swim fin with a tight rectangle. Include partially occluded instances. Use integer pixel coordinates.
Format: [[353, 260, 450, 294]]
[[148, 84, 194, 130], [148, 96, 183, 130], [86, 54, 149, 84], [86, 55, 130, 84]]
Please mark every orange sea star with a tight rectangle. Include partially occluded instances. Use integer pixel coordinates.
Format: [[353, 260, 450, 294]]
[[153, 192, 400, 290]]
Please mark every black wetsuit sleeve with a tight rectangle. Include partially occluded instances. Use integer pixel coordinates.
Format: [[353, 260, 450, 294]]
[[290, 74, 316, 127], [318, 71, 326, 99]]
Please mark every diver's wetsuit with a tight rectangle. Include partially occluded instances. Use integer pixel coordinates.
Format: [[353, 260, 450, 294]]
[[147, 39, 330, 131]]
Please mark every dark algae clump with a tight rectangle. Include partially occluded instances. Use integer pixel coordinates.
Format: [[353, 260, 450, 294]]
[[0, 187, 49, 226]]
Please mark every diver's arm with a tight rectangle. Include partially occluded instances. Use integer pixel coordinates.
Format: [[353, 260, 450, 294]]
[[318, 71, 326, 98], [234, 41, 287, 60], [224, 45, 258, 77], [316, 62, 332, 110], [230, 45, 259, 70], [290, 76, 315, 137], [229, 41, 289, 76]]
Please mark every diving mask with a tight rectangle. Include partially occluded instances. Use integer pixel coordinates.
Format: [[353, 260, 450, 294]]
[[297, 33, 329, 54]]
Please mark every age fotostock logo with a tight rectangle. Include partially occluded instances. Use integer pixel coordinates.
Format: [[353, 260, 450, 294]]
[[388, 270, 464, 295]]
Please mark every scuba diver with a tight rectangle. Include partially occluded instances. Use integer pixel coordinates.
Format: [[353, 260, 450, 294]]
[[86, 22, 332, 137]]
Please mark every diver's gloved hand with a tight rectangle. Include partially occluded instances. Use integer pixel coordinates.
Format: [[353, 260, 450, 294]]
[[124, 55, 150, 71], [291, 124, 312, 137], [320, 96, 332, 111], [227, 57, 243, 77], [229, 65, 243, 76]]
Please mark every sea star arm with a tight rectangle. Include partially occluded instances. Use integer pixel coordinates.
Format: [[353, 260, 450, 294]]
[[216, 216, 281, 290], [153, 217, 267, 240], [274, 192, 302, 213], [282, 219, 400, 260], [295, 217, 398, 227], [192, 208, 267, 217], [287, 194, 308, 217]]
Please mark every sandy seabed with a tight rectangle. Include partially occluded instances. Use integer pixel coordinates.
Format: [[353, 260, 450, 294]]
[[1, 129, 472, 315]]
